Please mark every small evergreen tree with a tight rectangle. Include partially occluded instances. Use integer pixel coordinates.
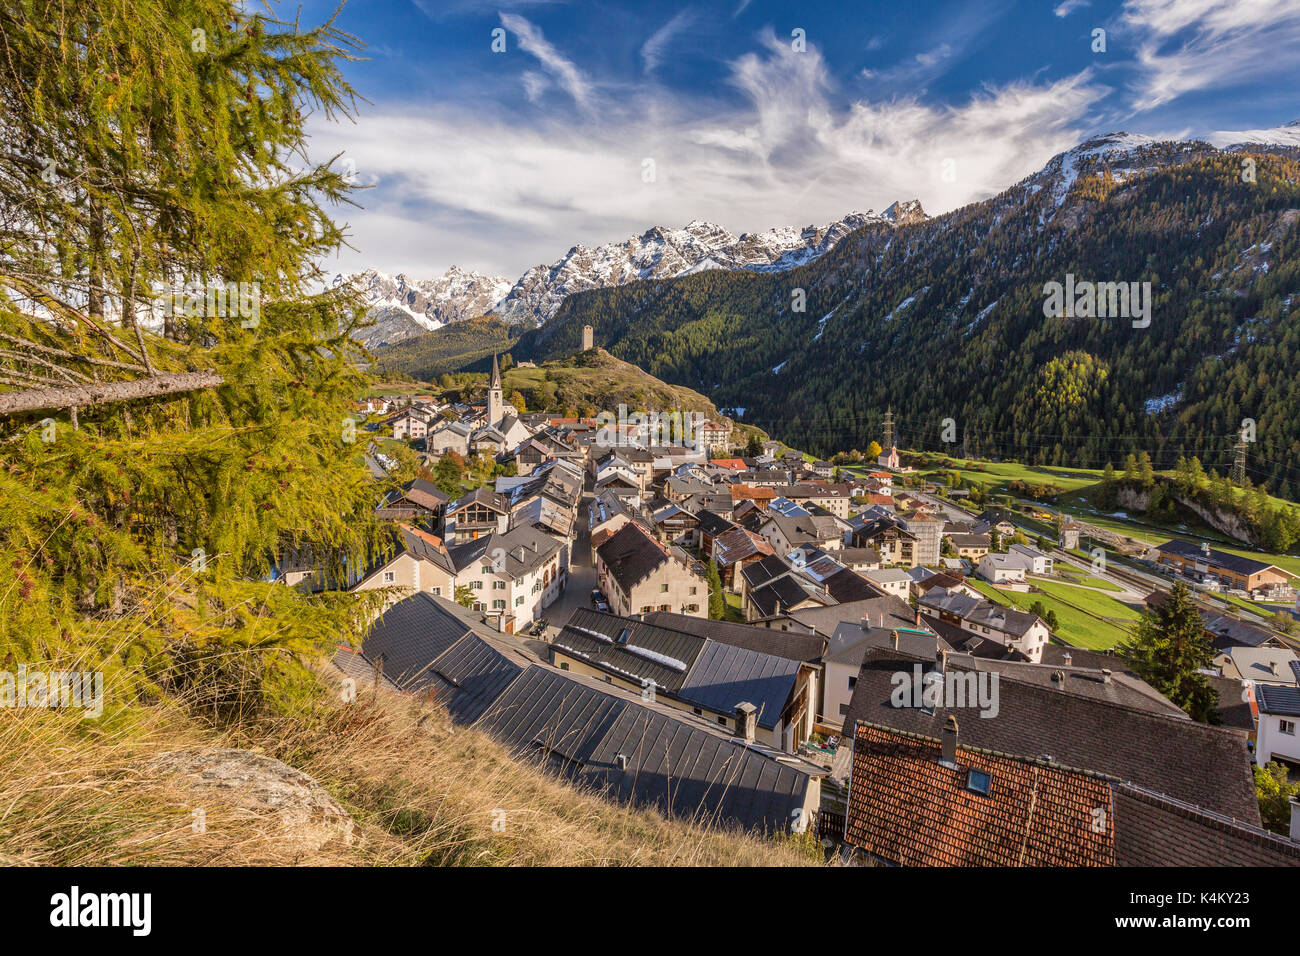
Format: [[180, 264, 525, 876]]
[[1123, 581, 1217, 721], [706, 558, 725, 619]]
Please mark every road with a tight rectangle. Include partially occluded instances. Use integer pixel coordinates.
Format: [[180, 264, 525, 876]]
[[536, 484, 599, 647]]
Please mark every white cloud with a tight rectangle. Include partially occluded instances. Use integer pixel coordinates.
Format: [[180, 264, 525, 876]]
[[641, 10, 695, 75], [1122, 0, 1300, 110], [1054, 0, 1090, 16], [500, 12, 593, 112], [310, 29, 1107, 279]]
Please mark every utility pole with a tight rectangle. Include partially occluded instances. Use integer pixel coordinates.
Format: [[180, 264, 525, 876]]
[[1231, 439, 1247, 486]]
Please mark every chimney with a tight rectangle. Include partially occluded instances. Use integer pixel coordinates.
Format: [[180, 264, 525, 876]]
[[890, 629, 900, 650], [1101, 668, 1112, 684], [614, 753, 628, 771], [938, 648, 949, 672], [941, 715, 959, 767], [734, 702, 757, 744], [1290, 798, 1300, 844], [1063, 651, 1073, 667], [1201, 541, 1210, 556], [915, 607, 923, 627]]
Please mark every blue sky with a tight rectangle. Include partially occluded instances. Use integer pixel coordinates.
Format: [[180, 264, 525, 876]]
[[298, 0, 1300, 278]]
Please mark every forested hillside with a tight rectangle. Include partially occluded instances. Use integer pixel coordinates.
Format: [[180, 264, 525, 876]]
[[517, 138, 1300, 497]]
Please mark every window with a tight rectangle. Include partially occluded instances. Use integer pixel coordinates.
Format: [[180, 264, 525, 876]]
[[429, 586, 441, 596], [471, 581, 483, 590], [848, 676, 857, 690], [559, 662, 569, 671], [689, 586, 698, 595], [639, 606, 651, 614], [660, 583, 669, 592], [692, 707, 702, 715], [515, 596, 524, 606], [717, 716, 727, 726], [492, 599, 505, 610], [839, 702, 849, 715], [480, 565, 492, 574], [493, 580, 505, 590], [966, 770, 992, 796], [1282, 720, 1297, 736], [382, 571, 395, 583]]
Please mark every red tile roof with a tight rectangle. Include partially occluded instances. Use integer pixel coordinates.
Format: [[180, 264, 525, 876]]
[[845, 722, 1115, 866]]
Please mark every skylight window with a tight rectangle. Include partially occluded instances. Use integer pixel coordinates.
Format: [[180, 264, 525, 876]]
[[967, 769, 992, 796]]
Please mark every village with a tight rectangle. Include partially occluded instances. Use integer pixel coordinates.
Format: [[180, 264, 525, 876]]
[[293, 338, 1300, 867]]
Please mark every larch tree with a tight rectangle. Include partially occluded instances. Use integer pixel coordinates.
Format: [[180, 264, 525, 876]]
[[0, 1, 392, 714]]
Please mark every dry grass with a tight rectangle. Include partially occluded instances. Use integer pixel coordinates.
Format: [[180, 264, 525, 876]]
[[0, 667, 824, 867]]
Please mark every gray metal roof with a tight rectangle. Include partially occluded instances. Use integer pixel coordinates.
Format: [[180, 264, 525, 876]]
[[426, 633, 530, 724], [556, 608, 705, 692], [472, 665, 819, 833], [360, 593, 474, 689], [678, 641, 800, 730]]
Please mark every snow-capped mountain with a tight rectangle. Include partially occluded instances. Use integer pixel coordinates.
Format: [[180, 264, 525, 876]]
[[344, 202, 928, 342], [489, 203, 927, 325], [338, 268, 512, 348]]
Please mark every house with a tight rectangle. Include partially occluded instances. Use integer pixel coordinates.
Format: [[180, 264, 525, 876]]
[[595, 522, 707, 617], [648, 502, 700, 548], [550, 608, 818, 751], [863, 567, 911, 598], [757, 511, 844, 556], [838, 547, 881, 571], [840, 644, 1262, 822], [840, 719, 1298, 866], [946, 533, 991, 559], [811, 460, 835, 479], [769, 482, 853, 518], [1060, 521, 1082, 550], [852, 516, 919, 567], [388, 408, 430, 441], [895, 512, 943, 566], [1254, 685, 1300, 768], [745, 573, 833, 622], [976, 510, 1018, 537], [355, 594, 826, 833], [442, 487, 509, 544], [447, 524, 564, 633], [824, 623, 940, 728], [695, 419, 732, 453], [1009, 542, 1053, 574], [351, 524, 457, 603], [1218, 646, 1299, 686], [375, 477, 450, 528], [977, 551, 1030, 586], [919, 587, 1049, 662], [425, 419, 473, 458], [711, 526, 776, 590], [1151, 539, 1293, 596]]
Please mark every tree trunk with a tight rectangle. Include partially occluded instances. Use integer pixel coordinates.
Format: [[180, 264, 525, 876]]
[[0, 371, 223, 415]]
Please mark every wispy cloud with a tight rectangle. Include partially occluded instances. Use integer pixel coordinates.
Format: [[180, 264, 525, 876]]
[[500, 12, 593, 112], [1122, 0, 1300, 110], [1053, 0, 1090, 16], [312, 28, 1107, 278], [641, 10, 696, 75]]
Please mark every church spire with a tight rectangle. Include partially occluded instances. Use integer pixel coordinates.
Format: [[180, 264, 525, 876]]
[[490, 353, 502, 389]]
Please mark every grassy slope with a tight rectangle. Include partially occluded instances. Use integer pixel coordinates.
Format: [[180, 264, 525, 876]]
[[0, 665, 821, 867], [908, 455, 1300, 578], [966, 578, 1132, 651]]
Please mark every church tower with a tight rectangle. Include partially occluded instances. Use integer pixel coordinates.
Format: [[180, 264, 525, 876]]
[[487, 353, 503, 426]]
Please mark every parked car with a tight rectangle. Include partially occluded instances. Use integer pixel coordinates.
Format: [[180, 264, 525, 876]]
[[591, 588, 609, 611]]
